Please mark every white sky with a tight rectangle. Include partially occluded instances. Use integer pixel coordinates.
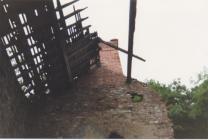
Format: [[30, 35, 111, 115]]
[[62, 0, 208, 87]]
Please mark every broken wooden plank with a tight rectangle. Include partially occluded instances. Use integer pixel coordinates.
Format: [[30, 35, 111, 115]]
[[54, 0, 79, 11], [64, 7, 87, 20]]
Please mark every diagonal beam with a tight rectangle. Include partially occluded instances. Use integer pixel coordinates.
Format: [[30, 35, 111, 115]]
[[98, 37, 145, 62]]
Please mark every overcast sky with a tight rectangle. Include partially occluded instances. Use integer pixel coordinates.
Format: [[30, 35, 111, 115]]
[[62, 0, 208, 88]]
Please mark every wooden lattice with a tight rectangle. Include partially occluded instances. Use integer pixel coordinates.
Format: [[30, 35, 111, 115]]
[[0, 0, 100, 99]]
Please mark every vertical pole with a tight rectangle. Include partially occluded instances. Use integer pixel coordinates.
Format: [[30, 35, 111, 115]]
[[127, 0, 137, 83]]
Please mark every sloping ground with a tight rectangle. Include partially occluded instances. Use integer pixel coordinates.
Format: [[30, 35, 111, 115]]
[[25, 42, 173, 138]]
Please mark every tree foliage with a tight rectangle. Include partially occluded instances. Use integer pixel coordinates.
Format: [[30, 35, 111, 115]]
[[147, 70, 208, 138]]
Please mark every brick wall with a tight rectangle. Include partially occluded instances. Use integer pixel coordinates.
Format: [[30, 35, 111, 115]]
[[77, 39, 125, 88], [73, 39, 174, 138]]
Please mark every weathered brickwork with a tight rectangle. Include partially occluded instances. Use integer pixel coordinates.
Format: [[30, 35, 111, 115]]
[[74, 39, 174, 138], [77, 39, 125, 88], [25, 39, 173, 138], [0, 39, 174, 138]]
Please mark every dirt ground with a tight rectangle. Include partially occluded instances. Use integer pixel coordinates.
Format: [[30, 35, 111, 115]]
[[23, 44, 173, 138]]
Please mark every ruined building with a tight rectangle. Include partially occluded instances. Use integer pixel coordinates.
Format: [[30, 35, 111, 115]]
[[0, 0, 173, 138]]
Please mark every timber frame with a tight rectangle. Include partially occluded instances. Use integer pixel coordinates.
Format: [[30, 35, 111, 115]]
[[0, 0, 145, 99], [0, 0, 100, 98]]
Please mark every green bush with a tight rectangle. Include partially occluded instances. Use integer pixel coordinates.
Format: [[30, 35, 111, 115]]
[[147, 71, 208, 138]]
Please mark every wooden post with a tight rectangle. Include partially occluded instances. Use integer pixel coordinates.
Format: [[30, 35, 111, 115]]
[[127, 0, 137, 84]]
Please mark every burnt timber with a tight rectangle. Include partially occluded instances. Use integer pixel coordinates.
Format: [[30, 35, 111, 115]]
[[0, 0, 100, 98], [0, 0, 145, 99]]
